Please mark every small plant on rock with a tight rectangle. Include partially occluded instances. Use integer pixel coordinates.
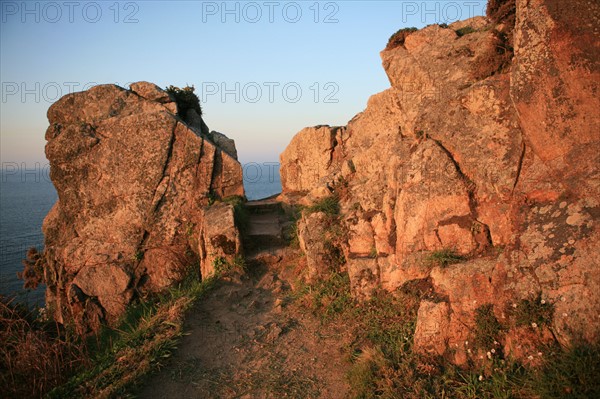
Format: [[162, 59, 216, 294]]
[[427, 249, 466, 267], [473, 304, 503, 351], [386, 27, 418, 50], [455, 26, 476, 37], [306, 195, 340, 216], [165, 85, 202, 118], [513, 292, 555, 329]]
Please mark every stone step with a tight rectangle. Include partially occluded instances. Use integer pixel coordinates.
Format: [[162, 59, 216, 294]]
[[245, 199, 283, 215]]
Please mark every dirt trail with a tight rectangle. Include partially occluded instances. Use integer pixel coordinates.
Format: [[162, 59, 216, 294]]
[[137, 200, 351, 399]]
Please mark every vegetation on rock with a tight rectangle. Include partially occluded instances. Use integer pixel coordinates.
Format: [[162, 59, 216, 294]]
[[165, 85, 202, 118], [385, 27, 418, 50]]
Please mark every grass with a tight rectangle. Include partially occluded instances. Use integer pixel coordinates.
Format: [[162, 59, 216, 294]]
[[473, 304, 503, 351], [427, 249, 466, 267], [530, 342, 600, 398], [291, 270, 600, 398], [0, 296, 87, 398], [299, 271, 353, 321], [305, 195, 340, 216], [45, 264, 230, 398], [512, 292, 554, 328]]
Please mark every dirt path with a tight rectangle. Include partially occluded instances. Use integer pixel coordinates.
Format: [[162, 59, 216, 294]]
[[137, 200, 351, 399]]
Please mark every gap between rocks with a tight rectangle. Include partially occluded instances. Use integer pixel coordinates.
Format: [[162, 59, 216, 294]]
[[136, 198, 351, 399]]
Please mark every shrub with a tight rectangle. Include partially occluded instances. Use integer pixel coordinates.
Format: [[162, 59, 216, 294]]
[[386, 27, 418, 50], [455, 26, 476, 37], [165, 85, 202, 118]]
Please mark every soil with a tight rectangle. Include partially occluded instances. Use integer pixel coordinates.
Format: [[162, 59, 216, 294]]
[[136, 200, 352, 399]]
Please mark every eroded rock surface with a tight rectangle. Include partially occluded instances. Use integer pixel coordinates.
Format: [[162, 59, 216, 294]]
[[281, 2, 599, 363], [42, 82, 244, 332]]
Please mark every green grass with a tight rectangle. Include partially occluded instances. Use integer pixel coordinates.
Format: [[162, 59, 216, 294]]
[[292, 270, 600, 399], [47, 267, 225, 398], [427, 249, 466, 267], [305, 195, 340, 216], [512, 292, 554, 328], [473, 304, 503, 351], [530, 342, 600, 398]]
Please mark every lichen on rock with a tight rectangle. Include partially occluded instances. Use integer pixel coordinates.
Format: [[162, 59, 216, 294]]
[[41, 82, 244, 333], [281, 1, 600, 364]]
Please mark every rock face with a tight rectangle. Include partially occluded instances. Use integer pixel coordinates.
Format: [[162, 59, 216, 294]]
[[198, 202, 243, 279], [42, 82, 244, 332], [281, 1, 599, 364]]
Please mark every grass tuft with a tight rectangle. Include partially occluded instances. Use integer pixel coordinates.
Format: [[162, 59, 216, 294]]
[[305, 195, 340, 216], [427, 249, 466, 267]]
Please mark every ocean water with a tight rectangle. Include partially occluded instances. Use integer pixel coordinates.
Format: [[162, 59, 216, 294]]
[[0, 169, 56, 305], [0, 162, 281, 305], [243, 162, 282, 201]]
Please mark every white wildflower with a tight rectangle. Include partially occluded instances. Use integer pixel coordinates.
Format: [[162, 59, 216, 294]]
[[487, 351, 492, 359], [541, 299, 546, 305], [528, 355, 534, 360], [538, 352, 543, 357], [531, 322, 538, 328], [491, 349, 496, 354]]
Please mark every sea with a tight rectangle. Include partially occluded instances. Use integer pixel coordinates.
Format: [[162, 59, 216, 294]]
[[0, 162, 281, 306]]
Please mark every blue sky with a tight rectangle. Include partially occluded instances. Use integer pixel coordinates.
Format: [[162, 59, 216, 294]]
[[1, 1, 486, 164]]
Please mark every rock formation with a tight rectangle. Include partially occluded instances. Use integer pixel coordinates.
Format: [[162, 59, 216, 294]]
[[42, 82, 244, 332], [280, 0, 599, 364]]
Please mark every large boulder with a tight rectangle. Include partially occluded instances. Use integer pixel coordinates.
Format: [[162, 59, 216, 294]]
[[280, 4, 599, 363], [42, 82, 244, 332]]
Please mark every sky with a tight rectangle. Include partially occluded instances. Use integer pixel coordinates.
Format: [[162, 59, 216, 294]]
[[1, 0, 487, 165]]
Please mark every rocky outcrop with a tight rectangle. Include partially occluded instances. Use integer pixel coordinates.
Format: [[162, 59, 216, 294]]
[[281, 1, 599, 364], [42, 82, 244, 332]]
